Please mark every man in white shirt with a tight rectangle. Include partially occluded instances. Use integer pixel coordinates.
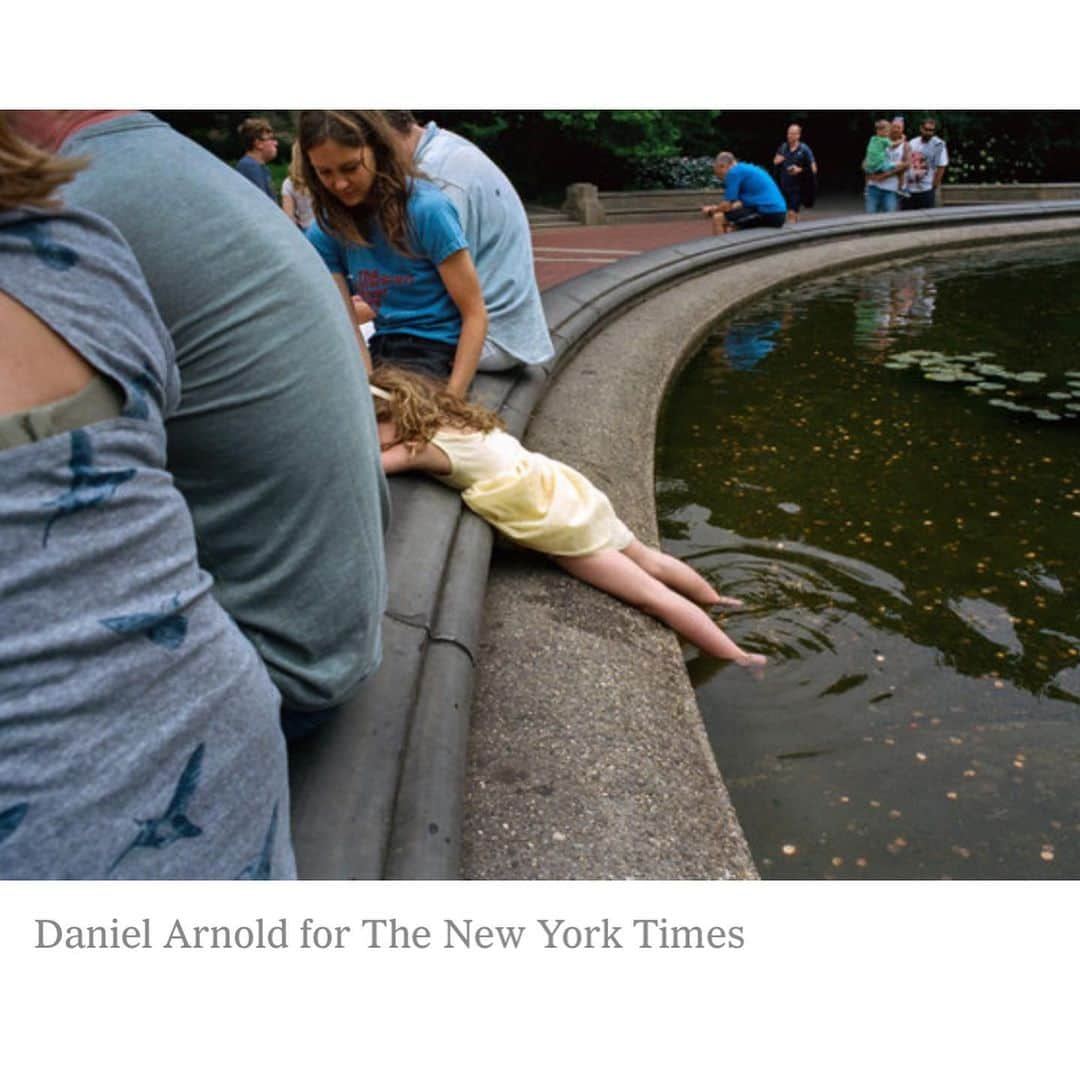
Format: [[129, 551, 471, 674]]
[[902, 117, 949, 210]]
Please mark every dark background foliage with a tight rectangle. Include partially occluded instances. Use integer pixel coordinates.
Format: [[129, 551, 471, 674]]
[[156, 109, 1080, 202]]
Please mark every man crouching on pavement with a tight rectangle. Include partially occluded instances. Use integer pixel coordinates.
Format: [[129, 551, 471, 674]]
[[702, 151, 788, 236]]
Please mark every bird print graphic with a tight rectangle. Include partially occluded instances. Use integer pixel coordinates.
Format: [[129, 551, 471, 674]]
[[237, 803, 280, 880], [41, 428, 136, 547], [7, 219, 78, 270], [0, 803, 29, 847], [101, 593, 188, 650], [121, 363, 160, 420], [108, 743, 205, 875]]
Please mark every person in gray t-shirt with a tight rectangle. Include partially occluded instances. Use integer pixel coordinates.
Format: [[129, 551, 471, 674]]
[[0, 120, 295, 878], [10, 111, 389, 720]]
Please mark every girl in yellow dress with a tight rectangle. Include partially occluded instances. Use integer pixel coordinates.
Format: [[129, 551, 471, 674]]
[[370, 367, 766, 667]]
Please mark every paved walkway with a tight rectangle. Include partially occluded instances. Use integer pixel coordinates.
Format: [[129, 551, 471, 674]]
[[530, 193, 865, 289]]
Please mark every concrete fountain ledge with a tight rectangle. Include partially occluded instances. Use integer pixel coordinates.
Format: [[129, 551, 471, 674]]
[[289, 201, 1080, 880]]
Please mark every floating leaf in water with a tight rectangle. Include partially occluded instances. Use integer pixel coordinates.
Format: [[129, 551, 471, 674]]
[[976, 382, 1006, 391], [925, 372, 959, 382], [820, 673, 869, 697], [1034, 410, 1062, 421], [1014, 371, 1046, 382], [1048, 392, 1072, 401]]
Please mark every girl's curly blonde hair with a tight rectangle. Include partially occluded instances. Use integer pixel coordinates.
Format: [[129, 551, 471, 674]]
[[369, 366, 504, 449]]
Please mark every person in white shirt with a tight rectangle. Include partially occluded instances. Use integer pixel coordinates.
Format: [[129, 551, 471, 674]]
[[902, 117, 949, 210]]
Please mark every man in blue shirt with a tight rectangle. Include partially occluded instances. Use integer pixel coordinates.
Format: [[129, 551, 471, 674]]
[[235, 117, 278, 202], [702, 152, 787, 235]]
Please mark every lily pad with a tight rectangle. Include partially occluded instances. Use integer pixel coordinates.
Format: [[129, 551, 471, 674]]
[[1048, 392, 1072, 401], [1034, 409, 1062, 421], [1014, 371, 1046, 383], [925, 372, 959, 382], [976, 382, 1006, 391]]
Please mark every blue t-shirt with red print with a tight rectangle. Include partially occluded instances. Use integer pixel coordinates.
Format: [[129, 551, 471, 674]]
[[306, 179, 468, 346]]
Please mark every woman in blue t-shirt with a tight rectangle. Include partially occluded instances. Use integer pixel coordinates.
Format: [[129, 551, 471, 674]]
[[298, 110, 487, 398]]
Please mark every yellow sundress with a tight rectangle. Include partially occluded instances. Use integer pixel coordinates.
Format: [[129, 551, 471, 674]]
[[430, 427, 634, 557]]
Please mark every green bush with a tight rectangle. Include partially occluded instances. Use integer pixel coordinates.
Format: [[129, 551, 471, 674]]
[[633, 155, 721, 190]]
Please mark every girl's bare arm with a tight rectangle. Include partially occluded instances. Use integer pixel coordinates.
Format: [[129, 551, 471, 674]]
[[379, 439, 453, 476], [437, 249, 487, 399]]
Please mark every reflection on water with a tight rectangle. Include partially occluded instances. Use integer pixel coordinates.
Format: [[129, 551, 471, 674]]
[[656, 239, 1080, 880]]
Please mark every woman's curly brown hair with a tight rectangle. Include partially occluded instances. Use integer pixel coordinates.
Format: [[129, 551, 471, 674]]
[[297, 110, 422, 256], [0, 115, 87, 211], [370, 366, 504, 451]]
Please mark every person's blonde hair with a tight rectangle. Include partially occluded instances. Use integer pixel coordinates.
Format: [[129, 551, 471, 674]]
[[369, 366, 504, 449], [286, 139, 308, 192], [0, 115, 87, 211]]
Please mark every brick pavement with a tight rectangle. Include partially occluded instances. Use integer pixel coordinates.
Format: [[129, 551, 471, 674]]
[[530, 193, 865, 288]]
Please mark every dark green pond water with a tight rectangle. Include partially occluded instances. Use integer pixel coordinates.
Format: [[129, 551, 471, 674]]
[[656, 238, 1080, 880]]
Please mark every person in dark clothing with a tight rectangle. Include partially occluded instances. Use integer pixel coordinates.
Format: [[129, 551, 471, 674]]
[[772, 123, 817, 224], [235, 117, 278, 202]]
